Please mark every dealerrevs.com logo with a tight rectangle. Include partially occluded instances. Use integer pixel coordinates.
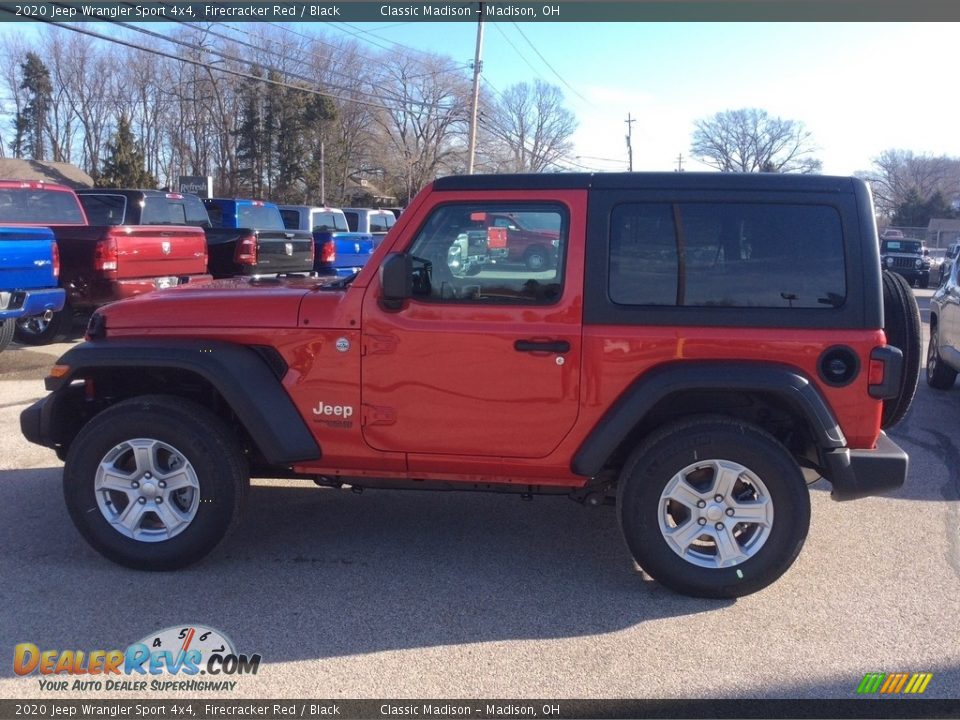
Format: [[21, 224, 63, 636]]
[[14, 624, 261, 692]]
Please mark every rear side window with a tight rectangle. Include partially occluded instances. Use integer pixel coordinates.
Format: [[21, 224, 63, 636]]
[[205, 202, 224, 228], [238, 205, 283, 230], [280, 209, 300, 230], [78, 194, 126, 225], [610, 202, 846, 309], [344, 211, 359, 232], [312, 212, 348, 232], [142, 199, 187, 225], [369, 212, 396, 233]]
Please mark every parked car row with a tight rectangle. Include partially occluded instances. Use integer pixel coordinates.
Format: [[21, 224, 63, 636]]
[[0, 183, 403, 348]]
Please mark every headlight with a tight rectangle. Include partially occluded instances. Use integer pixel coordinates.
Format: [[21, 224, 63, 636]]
[[885, 257, 894, 266], [915, 258, 923, 268]]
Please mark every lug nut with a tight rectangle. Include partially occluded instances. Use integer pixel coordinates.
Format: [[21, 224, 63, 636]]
[[144, 473, 152, 479], [715, 522, 724, 530], [138, 497, 146, 504], [714, 495, 723, 502], [132, 481, 140, 489], [726, 508, 735, 517], [697, 500, 707, 508], [156, 497, 163, 504], [158, 481, 166, 489], [698, 518, 707, 526]]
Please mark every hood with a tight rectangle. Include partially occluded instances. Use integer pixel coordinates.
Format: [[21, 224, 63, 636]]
[[97, 276, 339, 330]]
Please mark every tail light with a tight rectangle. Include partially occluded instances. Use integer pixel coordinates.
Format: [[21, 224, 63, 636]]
[[234, 234, 257, 266], [868, 346, 903, 399], [51, 241, 60, 279], [94, 237, 118, 272], [319, 239, 335, 264]]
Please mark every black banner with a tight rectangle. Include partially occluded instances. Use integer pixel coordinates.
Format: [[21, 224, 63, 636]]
[[1, 699, 959, 720], [0, 1, 957, 22]]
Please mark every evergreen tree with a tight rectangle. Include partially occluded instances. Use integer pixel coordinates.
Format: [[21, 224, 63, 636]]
[[98, 115, 156, 188], [234, 67, 265, 198], [19, 52, 53, 160]]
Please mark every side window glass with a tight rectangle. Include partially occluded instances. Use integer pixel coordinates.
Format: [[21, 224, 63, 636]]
[[681, 203, 845, 309], [205, 203, 223, 228], [609, 204, 678, 305], [406, 203, 567, 304]]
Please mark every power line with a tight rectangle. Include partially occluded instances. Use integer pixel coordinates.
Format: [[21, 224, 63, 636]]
[[510, 22, 589, 105]]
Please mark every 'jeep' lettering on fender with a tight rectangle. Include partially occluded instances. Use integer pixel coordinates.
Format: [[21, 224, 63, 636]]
[[313, 402, 354, 419]]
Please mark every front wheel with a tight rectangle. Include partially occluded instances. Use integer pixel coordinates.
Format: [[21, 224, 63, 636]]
[[63, 395, 248, 570], [617, 417, 810, 598]]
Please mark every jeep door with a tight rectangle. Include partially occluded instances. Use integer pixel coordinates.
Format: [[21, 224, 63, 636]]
[[360, 191, 585, 462]]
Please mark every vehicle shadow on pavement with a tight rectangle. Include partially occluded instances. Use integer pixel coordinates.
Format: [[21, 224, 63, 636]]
[[0, 470, 725, 672]]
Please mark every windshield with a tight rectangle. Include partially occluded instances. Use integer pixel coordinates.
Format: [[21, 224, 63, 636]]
[[882, 240, 923, 254]]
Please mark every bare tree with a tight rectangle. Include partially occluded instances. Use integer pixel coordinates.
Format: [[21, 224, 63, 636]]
[[691, 108, 822, 174], [481, 80, 577, 173], [374, 52, 471, 203], [858, 149, 960, 220]]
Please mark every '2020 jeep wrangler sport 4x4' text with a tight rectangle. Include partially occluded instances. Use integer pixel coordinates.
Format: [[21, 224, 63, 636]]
[[21, 173, 920, 598]]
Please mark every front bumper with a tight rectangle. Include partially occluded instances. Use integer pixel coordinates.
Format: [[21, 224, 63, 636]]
[[823, 431, 908, 501]]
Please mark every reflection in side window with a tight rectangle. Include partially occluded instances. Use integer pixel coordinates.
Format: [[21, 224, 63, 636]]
[[609, 202, 846, 309], [406, 203, 567, 304]]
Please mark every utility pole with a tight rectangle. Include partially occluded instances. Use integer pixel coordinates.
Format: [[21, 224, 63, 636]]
[[675, 153, 684, 172], [624, 113, 635, 172], [320, 141, 325, 204], [467, 2, 485, 175]]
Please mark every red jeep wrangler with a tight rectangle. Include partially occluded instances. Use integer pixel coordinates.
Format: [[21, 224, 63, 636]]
[[21, 173, 920, 598]]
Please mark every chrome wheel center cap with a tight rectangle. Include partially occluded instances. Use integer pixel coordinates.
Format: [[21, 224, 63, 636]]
[[140, 481, 159, 500], [705, 504, 724, 522]]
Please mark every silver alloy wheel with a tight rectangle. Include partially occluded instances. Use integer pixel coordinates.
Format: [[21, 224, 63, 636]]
[[658, 459, 774, 569], [928, 327, 940, 375], [95, 438, 200, 542], [17, 315, 50, 336]]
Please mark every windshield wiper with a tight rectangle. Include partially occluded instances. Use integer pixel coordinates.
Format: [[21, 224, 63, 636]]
[[319, 271, 360, 290]]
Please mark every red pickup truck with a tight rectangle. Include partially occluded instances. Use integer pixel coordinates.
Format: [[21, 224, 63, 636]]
[[4, 182, 209, 344]]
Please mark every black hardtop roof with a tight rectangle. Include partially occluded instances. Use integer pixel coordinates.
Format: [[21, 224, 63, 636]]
[[433, 172, 858, 193]]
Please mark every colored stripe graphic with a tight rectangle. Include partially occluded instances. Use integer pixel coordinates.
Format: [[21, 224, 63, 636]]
[[857, 672, 933, 694], [857, 673, 886, 694]]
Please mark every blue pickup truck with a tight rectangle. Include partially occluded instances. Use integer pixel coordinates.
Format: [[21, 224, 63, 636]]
[[278, 205, 375, 278], [0, 190, 66, 353]]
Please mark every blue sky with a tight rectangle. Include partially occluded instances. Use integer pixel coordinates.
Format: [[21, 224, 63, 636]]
[[326, 21, 960, 175], [2, 19, 956, 176]]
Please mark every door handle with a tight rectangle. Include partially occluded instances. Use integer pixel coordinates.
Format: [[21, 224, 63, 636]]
[[514, 340, 570, 353]]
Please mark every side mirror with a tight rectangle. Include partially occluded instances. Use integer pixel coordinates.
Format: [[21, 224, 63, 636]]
[[379, 252, 412, 311]]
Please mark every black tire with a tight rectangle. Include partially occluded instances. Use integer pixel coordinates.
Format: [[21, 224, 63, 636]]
[[926, 319, 957, 390], [14, 304, 72, 346], [63, 395, 248, 570], [0, 319, 14, 353], [881, 269, 921, 428], [524, 245, 550, 272], [616, 416, 810, 599]]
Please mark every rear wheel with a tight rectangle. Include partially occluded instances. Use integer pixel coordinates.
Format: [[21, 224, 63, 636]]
[[0, 319, 14, 353], [616, 416, 810, 598], [926, 320, 957, 390], [14, 304, 72, 346], [881, 270, 921, 428], [63, 395, 248, 570], [524, 245, 550, 272]]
